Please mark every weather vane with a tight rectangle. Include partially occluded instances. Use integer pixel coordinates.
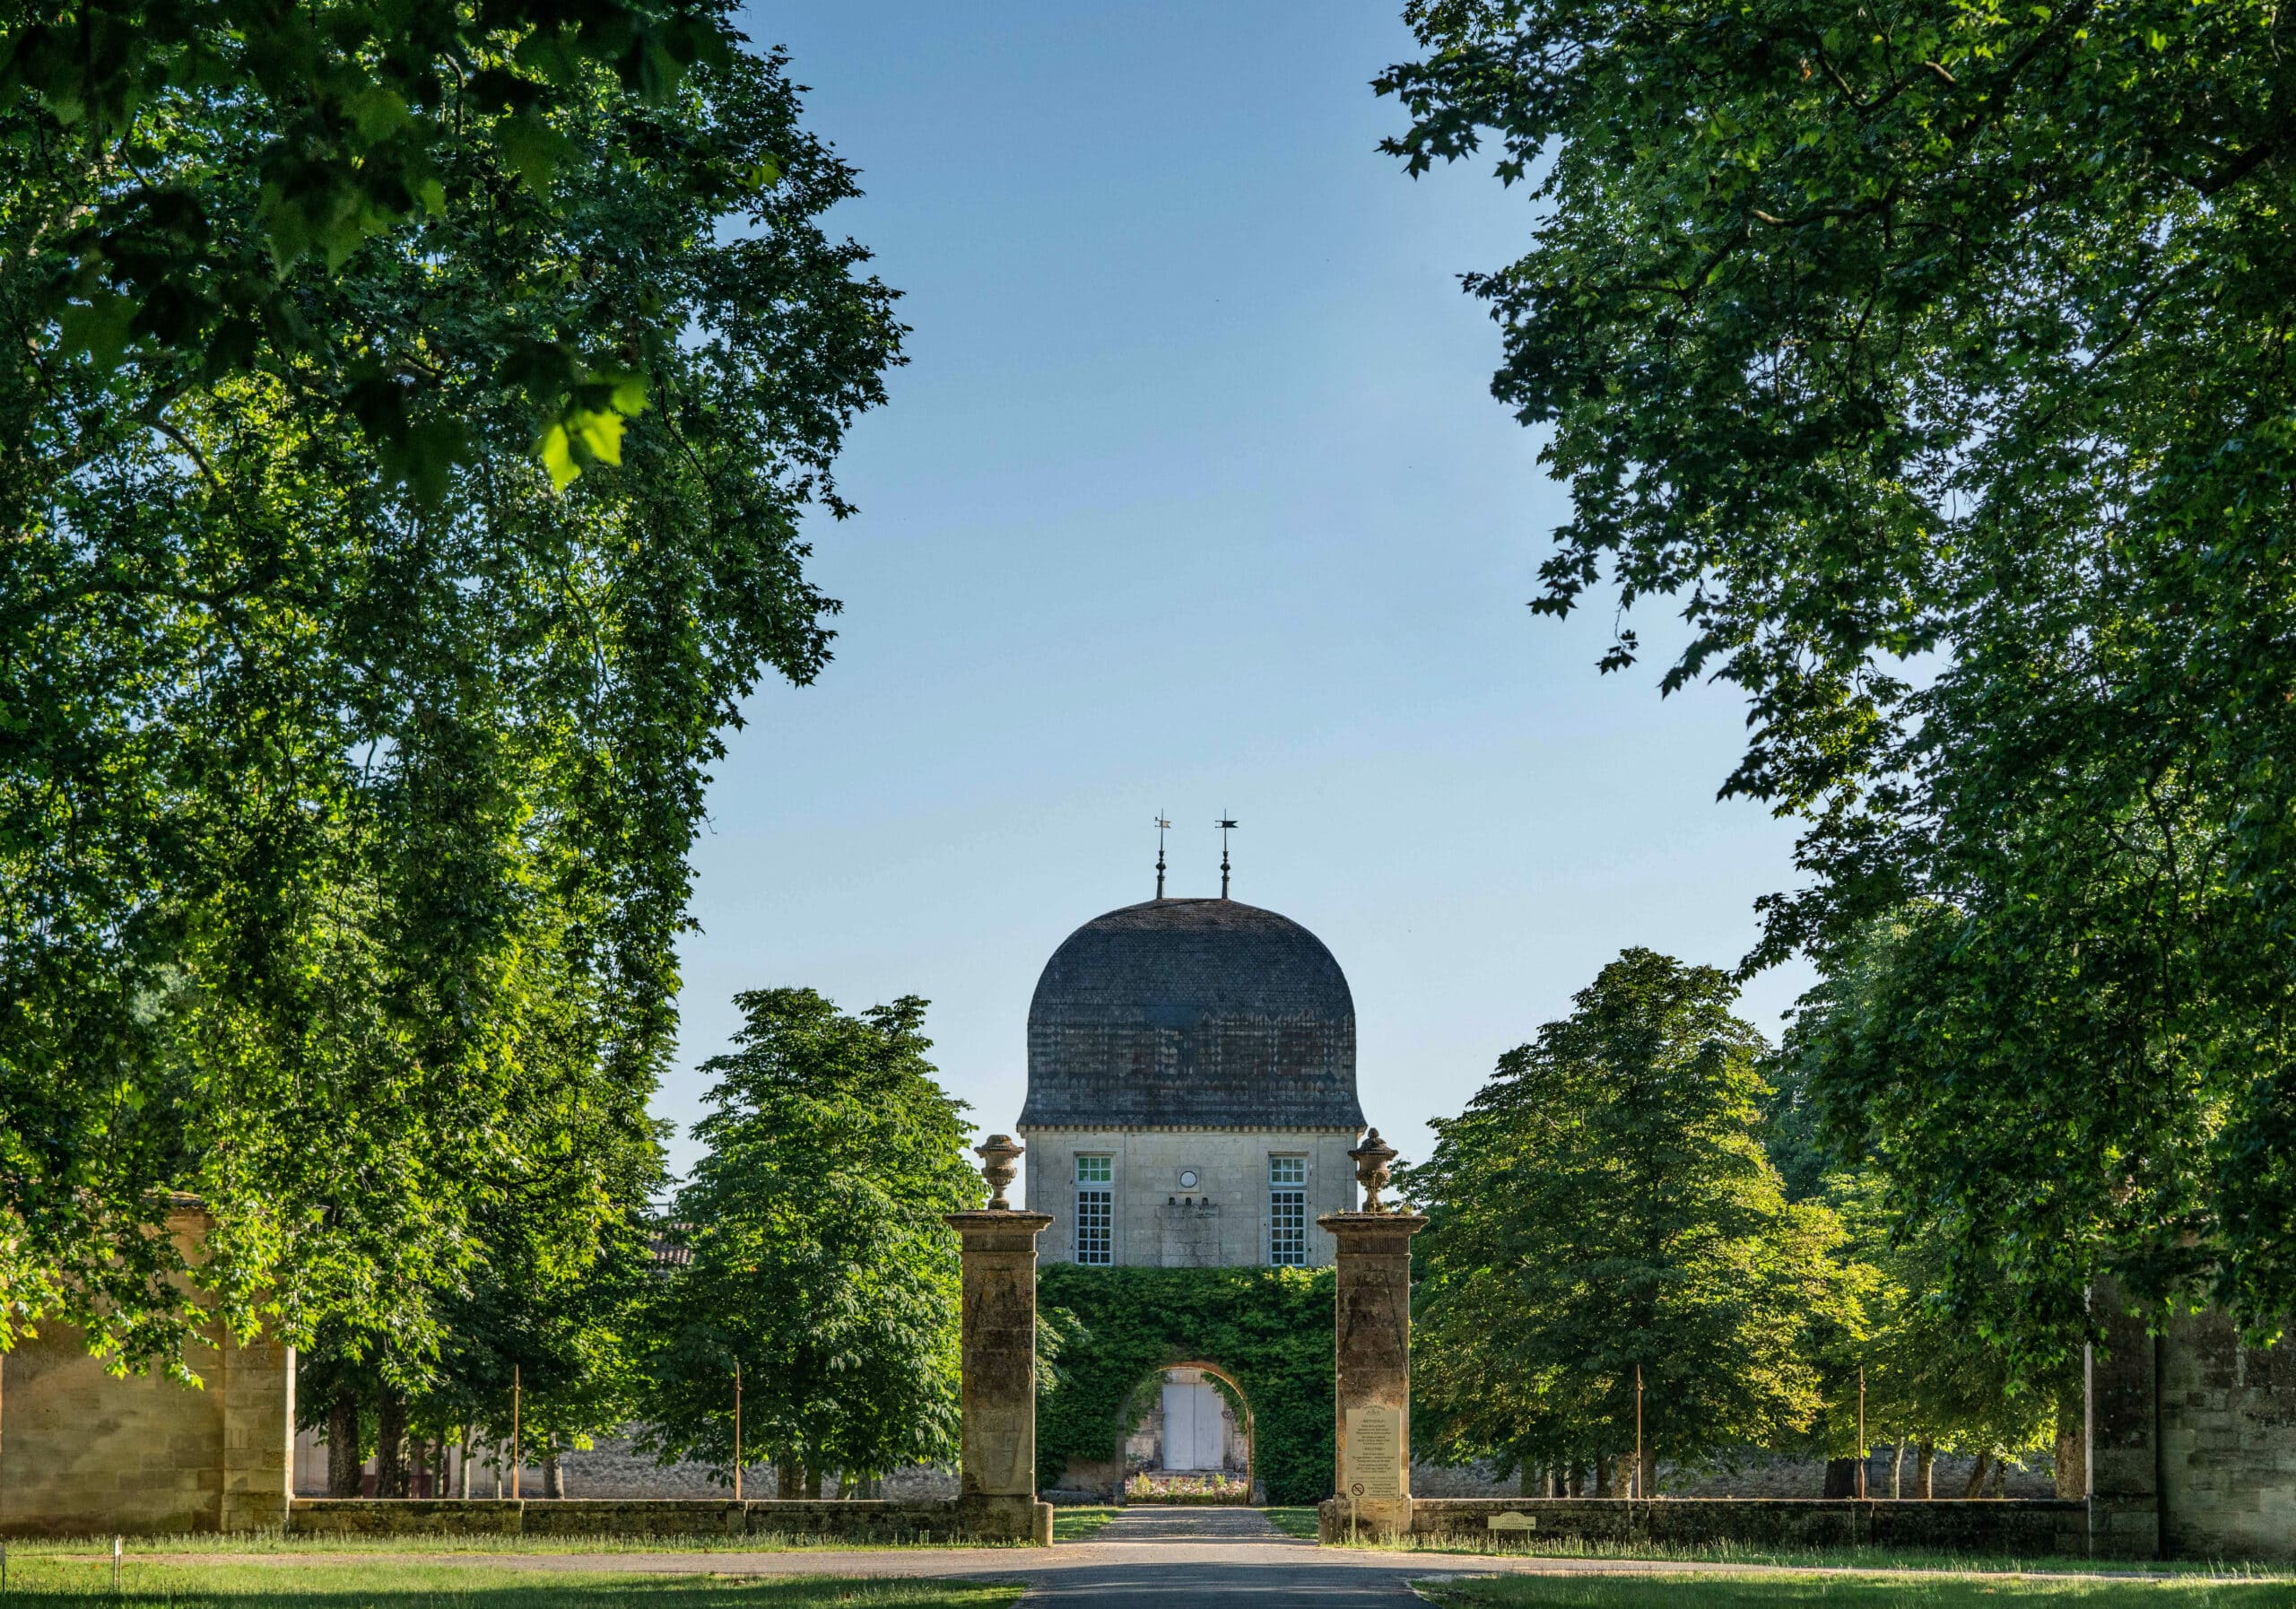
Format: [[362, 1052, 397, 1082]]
[[1154, 813, 1171, 900], [1217, 813, 1238, 899]]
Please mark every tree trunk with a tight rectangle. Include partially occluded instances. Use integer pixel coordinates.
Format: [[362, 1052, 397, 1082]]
[[1638, 1444, 1657, 1500], [326, 1391, 364, 1498], [457, 1426, 473, 1499], [775, 1458, 800, 1500], [1569, 1461, 1586, 1498], [1961, 1451, 1990, 1497], [1989, 1457, 2007, 1498], [2055, 1402, 2088, 1500], [1518, 1465, 1538, 1497], [375, 1387, 407, 1498], [1917, 1440, 1935, 1499], [803, 1463, 823, 1500], [1892, 1441, 1905, 1499], [1594, 1455, 1612, 1498], [1822, 1457, 1860, 1499]]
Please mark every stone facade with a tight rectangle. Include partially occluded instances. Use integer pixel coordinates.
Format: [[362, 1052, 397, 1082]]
[[1024, 1128, 1358, 1266], [0, 1208, 294, 1536], [2089, 1282, 2296, 1561]]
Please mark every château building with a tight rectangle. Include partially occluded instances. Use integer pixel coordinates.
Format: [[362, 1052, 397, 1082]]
[[1015, 894, 1365, 1267]]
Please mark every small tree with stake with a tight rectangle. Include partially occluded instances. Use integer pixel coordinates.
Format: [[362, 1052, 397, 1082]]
[[642, 989, 982, 1496], [1408, 949, 1857, 1493]]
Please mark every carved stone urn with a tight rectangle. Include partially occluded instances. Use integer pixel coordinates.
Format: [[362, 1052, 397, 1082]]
[[976, 1133, 1025, 1211], [1349, 1126, 1399, 1213]]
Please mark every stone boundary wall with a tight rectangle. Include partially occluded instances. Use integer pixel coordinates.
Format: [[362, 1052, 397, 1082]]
[[1318, 1497, 2090, 1555], [0, 1209, 294, 1539], [288, 1497, 1048, 1544]]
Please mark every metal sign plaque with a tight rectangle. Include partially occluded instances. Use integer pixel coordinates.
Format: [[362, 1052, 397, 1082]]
[[1343, 1405, 1403, 1500]]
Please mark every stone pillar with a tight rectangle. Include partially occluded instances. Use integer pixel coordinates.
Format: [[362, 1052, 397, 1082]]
[[1318, 1126, 1426, 1543], [1321, 1211, 1427, 1539], [219, 1335, 296, 1532], [945, 1134, 1054, 1546], [2086, 1276, 2162, 1559]]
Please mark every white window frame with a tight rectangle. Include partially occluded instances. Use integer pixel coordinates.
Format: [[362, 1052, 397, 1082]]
[[1268, 1154, 1308, 1266], [1074, 1154, 1114, 1265]]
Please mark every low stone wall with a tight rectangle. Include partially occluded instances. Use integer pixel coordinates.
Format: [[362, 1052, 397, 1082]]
[[290, 1500, 526, 1536], [287, 1496, 1048, 1544], [1318, 1497, 2091, 1555]]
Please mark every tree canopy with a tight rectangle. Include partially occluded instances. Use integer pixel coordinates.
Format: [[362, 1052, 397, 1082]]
[[1381, 0, 2296, 1351], [642, 989, 980, 1497], [1761, 1058, 2063, 1483], [1406, 949, 1852, 1492], [2, 19, 901, 1370], [1, 0, 739, 483]]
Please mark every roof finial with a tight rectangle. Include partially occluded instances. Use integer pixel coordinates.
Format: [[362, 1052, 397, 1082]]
[[1154, 813, 1170, 900], [1217, 813, 1238, 899]]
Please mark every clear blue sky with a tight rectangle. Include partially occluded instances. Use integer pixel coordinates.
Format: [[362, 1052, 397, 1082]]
[[661, 2, 1814, 1193]]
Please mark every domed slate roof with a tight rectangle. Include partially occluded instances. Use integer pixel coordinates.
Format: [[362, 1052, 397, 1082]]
[[1018, 898, 1364, 1130]]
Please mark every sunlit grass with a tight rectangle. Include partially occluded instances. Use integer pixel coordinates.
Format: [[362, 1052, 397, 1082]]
[[1328, 1531, 2292, 1579], [1048, 1508, 1116, 1544], [1417, 1572, 2293, 1609], [0, 1558, 1019, 1608]]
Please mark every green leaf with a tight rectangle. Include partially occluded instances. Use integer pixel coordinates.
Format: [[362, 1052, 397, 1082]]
[[56, 292, 141, 371], [538, 422, 578, 490]]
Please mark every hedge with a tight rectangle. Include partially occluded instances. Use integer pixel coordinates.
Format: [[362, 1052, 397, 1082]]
[[1035, 1264, 1335, 1505]]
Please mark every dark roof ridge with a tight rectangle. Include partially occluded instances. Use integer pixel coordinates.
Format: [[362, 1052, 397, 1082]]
[[1018, 896, 1363, 1131]]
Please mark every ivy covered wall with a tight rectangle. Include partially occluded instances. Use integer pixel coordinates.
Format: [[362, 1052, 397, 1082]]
[[1035, 1265, 1335, 1505]]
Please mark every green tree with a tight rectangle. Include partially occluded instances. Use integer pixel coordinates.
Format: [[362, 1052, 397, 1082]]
[[1, 22, 900, 1371], [1774, 919, 2081, 1472], [643, 989, 981, 1496], [296, 1037, 668, 1496], [1, 0, 736, 481], [1406, 949, 1852, 1493], [1378, 0, 2296, 1352]]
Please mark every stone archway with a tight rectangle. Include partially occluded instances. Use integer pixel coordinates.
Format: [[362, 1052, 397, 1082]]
[[1032, 1264, 1335, 1505], [1120, 1360, 1257, 1501]]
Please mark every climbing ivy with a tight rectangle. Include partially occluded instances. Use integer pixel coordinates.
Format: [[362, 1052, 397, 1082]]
[[1035, 1265, 1334, 1506]]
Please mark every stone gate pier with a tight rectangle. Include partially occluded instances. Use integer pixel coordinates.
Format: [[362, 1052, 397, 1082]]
[[1317, 1128, 1428, 1543], [944, 1134, 1055, 1546]]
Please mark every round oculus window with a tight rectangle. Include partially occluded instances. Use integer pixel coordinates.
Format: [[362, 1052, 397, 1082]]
[[1178, 1170, 1199, 1189]]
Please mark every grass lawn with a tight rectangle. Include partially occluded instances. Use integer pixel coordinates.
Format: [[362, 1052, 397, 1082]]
[[1326, 1535, 2295, 1580], [1049, 1508, 1117, 1543], [1418, 1573, 2294, 1609], [0, 1558, 1017, 1609], [1263, 1508, 1319, 1540]]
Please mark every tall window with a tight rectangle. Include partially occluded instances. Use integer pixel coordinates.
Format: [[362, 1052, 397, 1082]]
[[1268, 1155, 1307, 1266], [1074, 1154, 1114, 1265]]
